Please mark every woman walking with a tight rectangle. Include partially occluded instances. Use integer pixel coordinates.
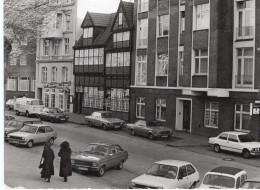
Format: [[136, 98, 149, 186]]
[[40, 142, 55, 182], [58, 141, 72, 182]]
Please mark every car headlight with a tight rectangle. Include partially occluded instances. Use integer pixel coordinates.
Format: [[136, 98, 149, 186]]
[[71, 160, 75, 164], [252, 148, 260, 151], [7, 135, 10, 138], [22, 137, 25, 140], [92, 162, 97, 167], [130, 182, 135, 187]]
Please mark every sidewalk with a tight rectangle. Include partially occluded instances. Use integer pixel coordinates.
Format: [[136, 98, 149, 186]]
[[67, 112, 209, 148]]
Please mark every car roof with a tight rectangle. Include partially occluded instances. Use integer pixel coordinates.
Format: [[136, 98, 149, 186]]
[[221, 131, 248, 135], [25, 124, 51, 127], [155, 160, 191, 166], [12, 118, 42, 122], [210, 166, 245, 176]]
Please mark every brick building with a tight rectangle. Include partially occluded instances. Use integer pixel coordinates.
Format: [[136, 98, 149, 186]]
[[73, 1, 134, 121], [130, 0, 260, 139]]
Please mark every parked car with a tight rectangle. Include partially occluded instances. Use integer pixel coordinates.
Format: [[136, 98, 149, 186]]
[[71, 143, 128, 176], [6, 99, 15, 110], [208, 131, 260, 159], [85, 111, 125, 130], [127, 120, 173, 140], [240, 175, 260, 189], [38, 107, 69, 123], [4, 118, 43, 141], [14, 97, 44, 117], [129, 160, 200, 189], [4, 115, 16, 126], [198, 166, 247, 189], [7, 124, 57, 148]]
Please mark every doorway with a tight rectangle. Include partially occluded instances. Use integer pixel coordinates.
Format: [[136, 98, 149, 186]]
[[175, 98, 192, 133], [75, 92, 83, 114]]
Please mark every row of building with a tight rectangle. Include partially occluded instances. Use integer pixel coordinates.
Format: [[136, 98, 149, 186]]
[[5, 0, 260, 139]]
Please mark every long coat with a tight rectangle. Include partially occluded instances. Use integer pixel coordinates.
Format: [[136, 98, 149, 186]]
[[41, 148, 55, 178], [58, 148, 72, 177]]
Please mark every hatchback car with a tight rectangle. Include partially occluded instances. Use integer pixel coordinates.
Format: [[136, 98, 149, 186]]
[[7, 124, 57, 148], [129, 160, 200, 189], [240, 175, 260, 189], [71, 143, 128, 176], [198, 166, 247, 189], [38, 107, 69, 123]]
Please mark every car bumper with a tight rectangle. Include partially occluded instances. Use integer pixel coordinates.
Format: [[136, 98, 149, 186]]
[[153, 134, 172, 138], [7, 139, 27, 145], [54, 117, 69, 122], [72, 165, 99, 172], [106, 124, 124, 129], [250, 151, 260, 156]]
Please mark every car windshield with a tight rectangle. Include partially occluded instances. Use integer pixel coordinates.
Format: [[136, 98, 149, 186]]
[[49, 108, 62, 113], [238, 134, 254, 142], [241, 181, 260, 189], [31, 100, 44, 106], [7, 121, 23, 128], [102, 113, 113, 118], [84, 144, 109, 156], [203, 174, 235, 188], [146, 163, 178, 179], [19, 125, 38, 134]]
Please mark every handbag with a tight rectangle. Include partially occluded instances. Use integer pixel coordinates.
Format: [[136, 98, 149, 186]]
[[39, 158, 43, 169]]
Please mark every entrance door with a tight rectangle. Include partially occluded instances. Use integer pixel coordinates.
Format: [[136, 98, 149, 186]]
[[183, 101, 191, 132], [176, 99, 191, 133], [76, 93, 83, 114]]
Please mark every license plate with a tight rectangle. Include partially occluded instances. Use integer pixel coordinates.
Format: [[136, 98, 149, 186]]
[[115, 126, 120, 128], [9, 140, 19, 144], [60, 118, 65, 120], [78, 167, 88, 171], [162, 135, 168, 138]]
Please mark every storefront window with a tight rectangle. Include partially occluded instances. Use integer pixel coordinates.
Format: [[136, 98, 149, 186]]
[[235, 104, 251, 131], [156, 99, 166, 121]]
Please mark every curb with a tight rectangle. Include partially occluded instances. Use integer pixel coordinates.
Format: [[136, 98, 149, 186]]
[[166, 144, 211, 148], [67, 120, 87, 125]]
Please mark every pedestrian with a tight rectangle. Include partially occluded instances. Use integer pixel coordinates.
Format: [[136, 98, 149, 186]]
[[40, 142, 55, 182], [58, 141, 72, 182]]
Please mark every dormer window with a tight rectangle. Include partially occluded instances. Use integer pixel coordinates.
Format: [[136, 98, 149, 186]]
[[83, 27, 93, 38], [119, 13, 123, 26]]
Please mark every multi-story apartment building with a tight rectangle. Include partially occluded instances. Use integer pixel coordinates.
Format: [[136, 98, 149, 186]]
[[35, 0, 77, 112], [73, 1, 134, 121], [130, 0, 260, 139]]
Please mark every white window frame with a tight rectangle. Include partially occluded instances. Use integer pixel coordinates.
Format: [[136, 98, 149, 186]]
[[83, 27, 93, 38], [54, 40, 60, 56], [42, 67, 47, 82], [138, 0, 148, 13], [136, 97, 145, 119], [234, 104, 251, 132], [136, 55, 147, 85], [44, 40, 49, 56], [137, 19, 148, 48], [62, 67, 68, 82], [157, 53, 168, 76], [179, 51, 184, 76], [50, 89, 55, 108], [119, 12, 123, 26], [158, 15, 169, 37], [64, 38, 70, 55], [180, 11, 185, 34], [18, 77, 30, 91], [56, 12, 63, 30], [44, 89, 49, 108], [204, 102, 219, 128], [194, 3, 209, 30], [59, 90, 64, 110], [7, 76, 17, 91], [65, 13, 71, 31], [194, 49, 208, 75], [51, 67, 58, 82], [31, 77, 36, 91], [20, 55, 27, 65], [156, 98, 166, 121]]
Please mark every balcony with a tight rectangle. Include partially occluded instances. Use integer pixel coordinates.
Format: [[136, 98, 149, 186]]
[[235, 75, 253, 88], [236, 26, 254, 40], [41, 30, 63, 39]]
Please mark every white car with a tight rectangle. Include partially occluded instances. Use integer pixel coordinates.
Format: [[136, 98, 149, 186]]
[[129, 160, 200, 189], [208, 131, 260, 159], [198, 166, 247, 189], [240, 175, 260, 189]]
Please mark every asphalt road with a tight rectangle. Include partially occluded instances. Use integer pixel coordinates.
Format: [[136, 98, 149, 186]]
[[4, 112, 260, 189]]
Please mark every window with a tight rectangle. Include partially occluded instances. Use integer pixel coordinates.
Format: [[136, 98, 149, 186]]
[[156, 99, 166, 121], [157, 54, 168, 76], [50, 89, 55, 107], [178, 51, 184, 83], [83, 87, 104, 109], [180, 11, 185, 33], [136, 97, 145, 118], [136, 55, 147, 85], [204, 102, 219, 128], [113, 32, 130, 47], [64, 38, 69, 54], [7, 76, 17, 91], [18, 77, 29, 91], [62, 67, 68, 82], [56, 13, 63, 29], [106, 52, 130, 67], [51, 67, 57, 82], [83, 27, 93, 38], [31, 77, 35, 91], [59, 90, 63, 110], [195, 3, 209, 30], [108, 88, 129, 112], [44, 40, 49, 56], [44, 89, 49, 107], [42, 67, 47, 82], [119, 13, 123, 25], [235, 104, 251, 131], [45, 126, 53, 133], [54, 40, 60, 55], [138, 19, 148, 48], [38, 127, 45, 133], [20, 55, 27, 65], [219, 133, 228, 140], [65, 13, 71, 30], [194, 49, 208, 74], [178, 166, 187, 178], [236, 48, 253, 87], [236, 1, 254, 39], [138, 0, 148, 12], [158, 15, 169, 37], [228, 134, 239, 142], [186, 165, 196, 175]]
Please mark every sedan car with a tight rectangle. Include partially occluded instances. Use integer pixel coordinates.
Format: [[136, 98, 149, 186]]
[[198, 166, 247, 189], [240, 175, 260, 189], [71, 143, 128, 176], [7, 124, 57, 148], [85, 111, 125, 130], [6, 99, 15, 110], [209, 131, 260, 159], [129, 160, 199, 189], [4, 115, 16, 126], [127, 120, 173, 140], [38, 107, 69, 123]]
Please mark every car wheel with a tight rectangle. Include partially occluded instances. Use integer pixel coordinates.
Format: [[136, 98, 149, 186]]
[[102, 124, 107, 131], [27, 140, 33, 148], [49, 138, 54, 145], [97, 166, 105, 177], [190, 182, 196, 189], [148, 133, 154, 140], [214, 144, 221, 153], [131, 129, 135, 136], [242, 149, 251, 159], [16, 110, 20, 116], [117, 160, 124, 170], [26, 111, 30, 118]]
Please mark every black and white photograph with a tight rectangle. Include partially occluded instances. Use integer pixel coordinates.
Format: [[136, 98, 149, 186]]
[[2, 0, 260, 189]]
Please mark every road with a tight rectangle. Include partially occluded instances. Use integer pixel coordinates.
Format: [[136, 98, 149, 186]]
[[4, 111, 260, 189]]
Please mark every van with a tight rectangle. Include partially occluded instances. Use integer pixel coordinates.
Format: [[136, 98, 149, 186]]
[[14, 98, 44, 117]]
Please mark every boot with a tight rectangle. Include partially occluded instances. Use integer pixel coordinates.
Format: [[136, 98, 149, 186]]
[[47, 178, 50, 182], [64, 177, 67, 182]]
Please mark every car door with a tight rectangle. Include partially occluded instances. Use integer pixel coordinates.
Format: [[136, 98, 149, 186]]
[[107, 145, 121, 168], [227, 134, 241, 153], [136, 121, 147, 135], [45, 126, 55, 141], [35, 126, 47, 143], [91, 112, 99, 126], [176, 165, 189, 188], [217, 133, 229, 151], [186, 164, 198, 188]]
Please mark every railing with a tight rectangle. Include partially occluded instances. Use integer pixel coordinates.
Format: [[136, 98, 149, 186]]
[[235, 75, 253, 88], [237, 26, 254, 39]]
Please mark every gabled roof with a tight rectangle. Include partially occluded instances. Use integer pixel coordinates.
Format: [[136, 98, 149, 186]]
[[81, 12, 111, 28]]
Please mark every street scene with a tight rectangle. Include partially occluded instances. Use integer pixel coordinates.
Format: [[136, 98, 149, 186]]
[[3, 0, 260, 189]]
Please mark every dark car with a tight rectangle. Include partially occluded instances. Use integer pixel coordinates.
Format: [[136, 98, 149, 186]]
[[4, 118, 43, 141], [71, 143, 128, 176], [127, 120, 173, 140], [4, 115, 16, 126], [38, 107, 69, 123]]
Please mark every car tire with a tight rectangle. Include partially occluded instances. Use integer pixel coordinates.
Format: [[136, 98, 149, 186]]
[[26, 111, 30, 118], [242, 149, 251, 159], [27, 140, 33, 148], [117, 160, 124, 170], [97, 166, 105, 177], [148, 133, 154, 140], [49, 138, 54, 145], [190, 182, 196, 189], [214, 144, 221, 153], [16, 110, 20, 116], [131, 129, 135, 136], [102, 124, 107, 131]]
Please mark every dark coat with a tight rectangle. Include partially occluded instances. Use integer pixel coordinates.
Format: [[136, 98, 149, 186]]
[[58, 148, 72, 177], [41, 148, 55, 178]]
